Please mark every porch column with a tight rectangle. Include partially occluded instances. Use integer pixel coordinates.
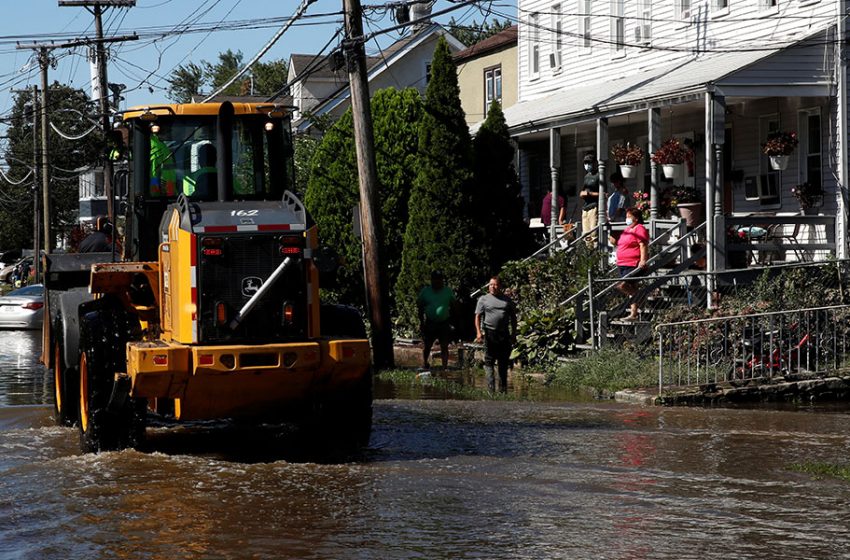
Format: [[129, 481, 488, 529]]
[[648, 108, 661, 221], [596, 117, 608, 250], [705, 91, 726, 307], [549, 128, 561, 244], [837, 0, 849, 259]]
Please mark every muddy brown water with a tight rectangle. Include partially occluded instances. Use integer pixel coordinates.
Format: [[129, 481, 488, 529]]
[[1, 329, 850, 559]]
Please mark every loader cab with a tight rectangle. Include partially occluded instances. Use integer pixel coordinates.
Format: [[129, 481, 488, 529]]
[[121, 102, 295, 261]]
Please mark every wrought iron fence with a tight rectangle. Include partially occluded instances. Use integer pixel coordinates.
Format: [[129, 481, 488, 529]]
[[655, 304, 850, 392]]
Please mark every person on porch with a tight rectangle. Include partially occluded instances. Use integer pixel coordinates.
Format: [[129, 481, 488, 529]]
[[607, 171, 629, 222], [580, 152, 600, 246]]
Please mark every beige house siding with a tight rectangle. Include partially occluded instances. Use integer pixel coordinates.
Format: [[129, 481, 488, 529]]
[[457, 45, 517, 126]]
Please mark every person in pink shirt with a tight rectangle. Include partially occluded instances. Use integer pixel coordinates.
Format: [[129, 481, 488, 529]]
[[612, 207, 649, 320]]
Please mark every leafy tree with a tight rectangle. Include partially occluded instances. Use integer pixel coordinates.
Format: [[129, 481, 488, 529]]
[[167, 62, 204, 103], [204, 49, 244, 96], [304, 88, 423, 311], [251, 59, 289, 97], [167, 50, 288, 102], [1, 84, 103, 251], [447, 17, 513, 47], [472, 101, 532, 273], [395, 36, 485, 334]]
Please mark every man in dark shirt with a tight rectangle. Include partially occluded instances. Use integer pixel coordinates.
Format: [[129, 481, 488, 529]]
[[580, 152, 600, 246], [79, 217, 113, 253]]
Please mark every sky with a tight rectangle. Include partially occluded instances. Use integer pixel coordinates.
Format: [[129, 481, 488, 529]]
[[0, 0, 517, 119]]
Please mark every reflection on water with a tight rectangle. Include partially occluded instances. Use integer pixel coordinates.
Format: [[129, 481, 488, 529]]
[[0, 330, 850, 558], [0, 329, 50, 407]]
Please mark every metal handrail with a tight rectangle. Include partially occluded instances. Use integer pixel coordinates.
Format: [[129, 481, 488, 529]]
[[559, 221, 706, 307]]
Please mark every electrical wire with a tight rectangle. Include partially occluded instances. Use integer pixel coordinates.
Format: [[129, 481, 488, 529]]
[[202, 0, 319, 101]]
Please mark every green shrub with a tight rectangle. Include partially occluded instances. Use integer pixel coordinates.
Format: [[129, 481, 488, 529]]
[[546, 347, 656, 394], [511, 307, 575, 367]]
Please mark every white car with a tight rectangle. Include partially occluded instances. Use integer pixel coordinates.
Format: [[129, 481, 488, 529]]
[[0, 284, 44, 330]]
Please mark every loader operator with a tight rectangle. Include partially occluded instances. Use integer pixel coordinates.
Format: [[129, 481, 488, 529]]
[[182, 143, 217, 199]]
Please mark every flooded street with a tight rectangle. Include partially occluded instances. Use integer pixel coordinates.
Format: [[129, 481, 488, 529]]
[[1, 330, 850, 559]]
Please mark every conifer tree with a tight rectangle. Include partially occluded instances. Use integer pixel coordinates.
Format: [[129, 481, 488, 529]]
[[304, 88, 422, 310], [395, 37, 485, 333], [473, 101, 532, 273]]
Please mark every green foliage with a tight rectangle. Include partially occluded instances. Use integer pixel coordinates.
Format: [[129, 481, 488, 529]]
[[1, 84, 103, 251], [546, 348, 657, 394], [500, 244, 605, 316], [205, 49, 244, 95], [473, 102, 533, 275], [396, 37, 484, 334], [304, 88, 423, 311], [447, 17, 513, 46], [511, 307, 575, 367], [167, 50, 288, 102], [167, 62, 204, 103], [789, 462, 850, 482]]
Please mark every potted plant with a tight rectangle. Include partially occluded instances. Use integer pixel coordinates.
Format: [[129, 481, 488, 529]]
[[650, 138, 690, 179], [762, 131, 798, 170], [670, 186, 703, 226], [610, 143, 644, 179], [790, 181, 824, 212]]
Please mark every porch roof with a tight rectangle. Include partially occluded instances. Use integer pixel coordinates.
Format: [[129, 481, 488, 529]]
[[504, 28, 833, 137]]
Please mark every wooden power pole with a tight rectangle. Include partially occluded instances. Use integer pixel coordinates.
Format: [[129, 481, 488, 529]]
[[59, 0, 137, 226], [343, 0, 394, 368]]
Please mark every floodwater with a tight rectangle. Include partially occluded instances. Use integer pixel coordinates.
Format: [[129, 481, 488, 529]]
[[1, 330, 850, 559]]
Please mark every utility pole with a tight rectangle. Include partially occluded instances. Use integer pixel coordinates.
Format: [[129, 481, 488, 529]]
[[31, 86, 41, 281], [39, 49, 51, 255], [343, 0, 394, 368], [59, 0, 136, 225]]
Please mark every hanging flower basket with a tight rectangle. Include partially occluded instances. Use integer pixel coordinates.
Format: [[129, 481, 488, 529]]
[[662, 163, 682, 179], [762, 131, 798, 158], [611, 143, 645, 167], [769, 155, 789, 171], [651, 138, 691, 180], [620, 164, 637, 178]]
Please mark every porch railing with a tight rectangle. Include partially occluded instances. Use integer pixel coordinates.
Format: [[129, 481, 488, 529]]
[[724, 214, 836, 267]]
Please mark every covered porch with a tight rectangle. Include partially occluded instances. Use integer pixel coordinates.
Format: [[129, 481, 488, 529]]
[[507, 29, 846, 304]]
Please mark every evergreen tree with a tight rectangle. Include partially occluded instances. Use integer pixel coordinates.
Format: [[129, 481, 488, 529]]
[[395, 37, 485, 333], [473, 101, 532, 273], [304, 88, 423, 311], [1, 84, 102, 251]]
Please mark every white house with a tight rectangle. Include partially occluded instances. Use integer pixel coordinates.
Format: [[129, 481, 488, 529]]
[[506, 0, 847, 275], [289, 22, 465, 133]]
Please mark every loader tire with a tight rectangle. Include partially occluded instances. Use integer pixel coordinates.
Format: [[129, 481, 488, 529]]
[[78, 301, 146, 453], [52, 322, 78, 427]]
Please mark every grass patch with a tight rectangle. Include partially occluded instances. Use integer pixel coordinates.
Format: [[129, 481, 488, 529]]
[[789, 462, 850, 482], [375, 368, 538, 401], [546, 348, 657, 395]]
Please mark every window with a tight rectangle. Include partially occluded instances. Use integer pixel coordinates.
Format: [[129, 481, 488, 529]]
[[711, 0, 729, 9], [759, 0, 778, 9], [635, 0, 651, 44], [749, 115, 781, 207], [610, 0, 625, 53], [798, 108, 822, 197], [529, 13, 540, 77], [676, 0, 692, 20], [578, 0, 592, 49], [551, 4, 563, 69], [484, 65, 502, 113]]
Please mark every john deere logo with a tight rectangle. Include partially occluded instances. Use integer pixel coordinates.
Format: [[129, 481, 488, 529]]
[[242, 277, 263, 297]]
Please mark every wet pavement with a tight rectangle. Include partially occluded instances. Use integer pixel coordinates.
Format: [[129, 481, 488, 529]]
[[1, 329, 850, 559]]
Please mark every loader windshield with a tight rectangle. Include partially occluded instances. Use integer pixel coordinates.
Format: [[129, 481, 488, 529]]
[[141, 114, 293, 202]]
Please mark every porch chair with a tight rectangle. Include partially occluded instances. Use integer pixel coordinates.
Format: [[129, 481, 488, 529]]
[[766, 212, 804, 262]]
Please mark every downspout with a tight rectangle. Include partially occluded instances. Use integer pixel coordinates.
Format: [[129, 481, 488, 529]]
[[837, 3, 848, 260]]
